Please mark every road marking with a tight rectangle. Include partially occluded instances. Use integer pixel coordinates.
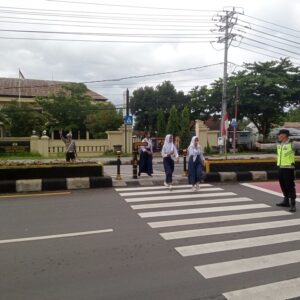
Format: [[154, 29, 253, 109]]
[[120, 187, 222, 197], [0, 229, 113, 245], [160, 216, 300, 240], [176, 231, 300, 256], [139, 203, 269, 219], [125, 192, 236, 203], [131, 197, 252, 210], [0, 191, 71, 199], [223, 277, 300, 300], [148, 211, 290, 228], [195, 249, 300, 279], [115, 184, 212, 192], [241, 183, 300, 201]]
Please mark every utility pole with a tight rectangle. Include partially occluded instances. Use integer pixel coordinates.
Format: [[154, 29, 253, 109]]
[[232, 85, 239, 152], [217, 8, 238, 154]]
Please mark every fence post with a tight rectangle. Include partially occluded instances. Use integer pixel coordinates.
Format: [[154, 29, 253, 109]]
[[116, 150, 122, 180], [132, 149, 138, 179], [182, 149, 188, 177]]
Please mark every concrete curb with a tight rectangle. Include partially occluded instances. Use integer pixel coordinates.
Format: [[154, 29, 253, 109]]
[[0, 176, 112, 194], [1, 170, 299, 193], [112, 170, 300, 187]]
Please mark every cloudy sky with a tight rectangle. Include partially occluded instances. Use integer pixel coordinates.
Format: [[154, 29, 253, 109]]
[[1, 0, 300, 106]]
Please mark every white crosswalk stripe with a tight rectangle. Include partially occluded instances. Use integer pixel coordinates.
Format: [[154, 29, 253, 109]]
[[195, 249, 300, 278], [176, 231, 300, 256], [139, 203, 269, 218], [115, 183, 300, 299], [148, 210, 290, 228], [125, 192, 236, 202], [223, 277, 300, 300], [131, 197, 252, 210], [120, 187, 222, 197], [115, 184, 212, 192], [160, 218, 300, 240]]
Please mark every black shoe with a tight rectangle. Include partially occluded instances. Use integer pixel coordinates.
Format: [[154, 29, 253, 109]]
[[148, 173, 152, 177], [138, 172, 141, 176], [276, 201, 290, 207], [289, 206, 296, 212]]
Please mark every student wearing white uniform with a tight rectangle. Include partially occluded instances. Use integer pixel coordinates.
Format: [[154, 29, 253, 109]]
[[187, 136, 205, 191], [161, 134, 179, 190]]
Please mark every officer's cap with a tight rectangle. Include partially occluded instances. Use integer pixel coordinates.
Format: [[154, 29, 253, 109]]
[[278, 129, 290, 136]]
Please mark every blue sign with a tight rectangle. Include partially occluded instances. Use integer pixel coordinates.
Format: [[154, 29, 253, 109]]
[[124, 115, 133, 125], [231, 118, 237, 128]]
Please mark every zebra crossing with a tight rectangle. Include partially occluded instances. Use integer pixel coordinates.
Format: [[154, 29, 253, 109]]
[[115, 183, 300, 299]]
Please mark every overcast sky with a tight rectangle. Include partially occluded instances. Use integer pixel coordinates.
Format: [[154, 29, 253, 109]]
[[1, 0, 299, 106]]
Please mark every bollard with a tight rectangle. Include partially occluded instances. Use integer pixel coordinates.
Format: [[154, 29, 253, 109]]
[[132, 150, 138, 179], [116, 150, 122, 180], [182, 149, 188, 177]]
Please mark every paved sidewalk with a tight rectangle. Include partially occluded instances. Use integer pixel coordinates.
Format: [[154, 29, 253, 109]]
[[103, 163, 188, 187]]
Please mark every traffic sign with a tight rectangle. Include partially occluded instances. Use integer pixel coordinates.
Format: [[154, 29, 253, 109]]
[[231, 118, 237, 128], [124, 115, 133, 125]]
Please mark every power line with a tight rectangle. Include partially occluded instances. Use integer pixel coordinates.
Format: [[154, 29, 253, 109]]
[[0, 36, 217, 43], [0, 19, 216, 32], [0, 15, 217, 29], [0, 28, 221, 38], [0, 6, 216, 18], [234, 27, 300, 50], [0, 9, 216, 24], [84, 63, 224, 84], [0, 62, 224, 91], [237, 41, 300, 63], [242, 37, 300, 56], [235, 23, 300, 45], [240, 13, 300, 34], [46, 0, 219, 13]]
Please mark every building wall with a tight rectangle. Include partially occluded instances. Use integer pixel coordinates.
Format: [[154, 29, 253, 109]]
[[30, 125, 133, 157], [195, 120, 218, 149]]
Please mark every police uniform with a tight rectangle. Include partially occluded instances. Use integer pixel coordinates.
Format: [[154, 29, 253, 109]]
[[276, 129, 296, 212]]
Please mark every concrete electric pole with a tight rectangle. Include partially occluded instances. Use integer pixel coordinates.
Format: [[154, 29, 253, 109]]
[[217, 8, 238, 154]]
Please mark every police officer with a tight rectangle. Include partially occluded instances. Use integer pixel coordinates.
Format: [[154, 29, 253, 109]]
[[276, 129, 297, 212]]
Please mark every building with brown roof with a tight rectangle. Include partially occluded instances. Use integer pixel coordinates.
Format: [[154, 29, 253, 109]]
[[0, 77, 107, 106]]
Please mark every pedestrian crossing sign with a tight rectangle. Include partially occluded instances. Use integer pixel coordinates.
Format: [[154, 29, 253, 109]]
[[124, 115, 133, 125]]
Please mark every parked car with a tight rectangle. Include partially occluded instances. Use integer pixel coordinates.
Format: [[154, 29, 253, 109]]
[[269, 128, 300, 142]]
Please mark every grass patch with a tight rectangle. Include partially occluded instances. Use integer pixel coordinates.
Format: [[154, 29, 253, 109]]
[[0, 152, 43, 160]]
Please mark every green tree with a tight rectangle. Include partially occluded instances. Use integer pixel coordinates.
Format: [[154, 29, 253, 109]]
[[189, 84, 221, 121], [130, 81, 191, 131], [199, 59, 299, 141], [180, 106, 191, 150], [1, 101, 47, 136], [156, 109, 166, 137], [36, 83, 93, 134], [130, 86, 156, 131], [230, 59, 298, 141], [85, 102, 123, 138], [284, 108, 300, 122], [166, 105, 180, 136]]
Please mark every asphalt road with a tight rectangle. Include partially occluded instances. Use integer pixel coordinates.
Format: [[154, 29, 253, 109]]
[[0, 182, 300, 300]]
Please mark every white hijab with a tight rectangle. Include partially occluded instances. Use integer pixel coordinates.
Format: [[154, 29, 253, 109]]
[[188, 136, 203, 161], [163, 134, 174, 154]]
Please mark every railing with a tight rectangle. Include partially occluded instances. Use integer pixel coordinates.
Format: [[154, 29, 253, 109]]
[[48, 140, 110, 157]]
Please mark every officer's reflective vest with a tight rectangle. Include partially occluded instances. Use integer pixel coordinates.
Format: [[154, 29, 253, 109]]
[[277, 142, 295, 167]]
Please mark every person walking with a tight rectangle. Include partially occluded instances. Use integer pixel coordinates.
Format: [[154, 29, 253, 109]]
[[161, 134, 179, 190], [138, 132, 153, 177], [60, 130, 77, 162], [275, 129, 297, 212], [187, 136, 205, 191]]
